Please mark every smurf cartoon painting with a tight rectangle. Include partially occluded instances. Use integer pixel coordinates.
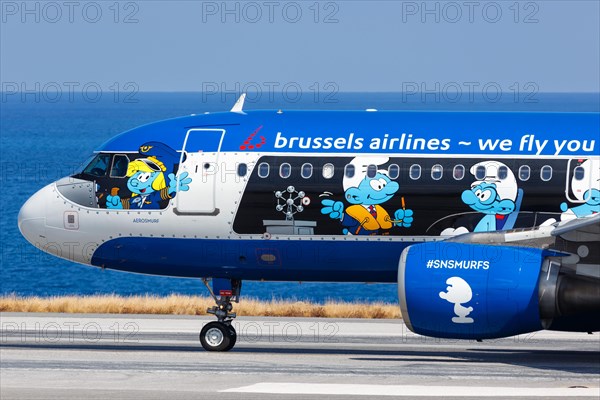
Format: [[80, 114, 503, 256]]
[[560, 159, 600, 221], [106, 142, 192, 210], [439, 276, 474, 324], [442, 161, 522, 235], [321, 156, 413, 235]]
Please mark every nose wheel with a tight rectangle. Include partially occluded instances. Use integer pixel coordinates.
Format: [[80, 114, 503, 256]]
[[199, 278, 241, 352], [199, 321, 237, 352]]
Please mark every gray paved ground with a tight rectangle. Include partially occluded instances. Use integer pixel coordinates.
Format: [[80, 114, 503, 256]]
[[1, 313, 599, 399]]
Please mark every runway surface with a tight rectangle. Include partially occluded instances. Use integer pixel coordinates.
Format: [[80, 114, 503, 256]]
[[1, 313, 599, 399]]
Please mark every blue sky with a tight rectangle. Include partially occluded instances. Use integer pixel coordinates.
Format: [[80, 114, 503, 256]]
[[1, 1, 599, 92]]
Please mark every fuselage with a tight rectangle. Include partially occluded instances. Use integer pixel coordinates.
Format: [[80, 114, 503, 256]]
[[18, 110, 600, 282]]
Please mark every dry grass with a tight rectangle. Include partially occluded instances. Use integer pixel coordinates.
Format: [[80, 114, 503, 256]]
[[0, 294, 401, 319]]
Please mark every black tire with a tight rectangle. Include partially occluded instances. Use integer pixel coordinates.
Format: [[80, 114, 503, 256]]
[[199, 322, 232, 352], [223, 324, 237, 352]]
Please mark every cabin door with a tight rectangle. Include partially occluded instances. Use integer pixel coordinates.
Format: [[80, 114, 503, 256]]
[[175, 128, 225, 214]]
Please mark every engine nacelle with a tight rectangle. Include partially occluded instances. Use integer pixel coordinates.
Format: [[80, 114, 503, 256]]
[[398, 242, 553, 340]]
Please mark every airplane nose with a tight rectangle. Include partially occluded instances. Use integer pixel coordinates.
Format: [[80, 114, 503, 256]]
[[18, 184, 51, 246]]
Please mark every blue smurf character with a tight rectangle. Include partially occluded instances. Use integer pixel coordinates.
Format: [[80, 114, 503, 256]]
[[561, 189, 600, 218], [321, 157, 413, 235], [106, 154, 191, 210], [560, 159, 600, 221], [458, 161, 521, 233]]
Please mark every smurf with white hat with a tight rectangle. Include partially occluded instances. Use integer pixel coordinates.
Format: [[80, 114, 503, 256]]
[[460, 160, 519, 232], [321, 156, 413, 235], [560, 159, 600, 221]]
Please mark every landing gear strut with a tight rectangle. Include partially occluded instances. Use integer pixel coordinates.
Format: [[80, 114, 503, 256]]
[[199, 278, 241, 352]]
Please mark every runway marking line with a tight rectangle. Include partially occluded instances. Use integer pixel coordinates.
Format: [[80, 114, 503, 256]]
[[221, 383, 599, 397]]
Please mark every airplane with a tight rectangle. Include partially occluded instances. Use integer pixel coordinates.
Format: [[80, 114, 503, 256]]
[[18, 94, 600, 351]]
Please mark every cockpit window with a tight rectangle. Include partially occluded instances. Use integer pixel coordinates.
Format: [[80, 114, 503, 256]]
[[75, 154, 96, 175], [70, 142, 188, 211], [110, 155, 130, 178], [83, 153, 111, 177]]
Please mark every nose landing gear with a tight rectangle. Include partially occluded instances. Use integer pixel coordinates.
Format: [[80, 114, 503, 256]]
[[199, 278, 241, 352]]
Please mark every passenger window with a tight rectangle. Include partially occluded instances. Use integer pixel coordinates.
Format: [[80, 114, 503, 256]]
[[279, 163, 291, 179], [322, 163, 335, 179], [110, 155, 129, 178], [258, 162, 269, 178], [84, 153, 111, 177], [498, 166, 508, 180], [237, 163, 247, 177], [409, 164, 421, 180], [301, 163, 313, 179], [519, 165, 530, 181], [366, 164, 377, 178], [475, 165, 486, 180], [431, 164, 443, 180], [453, 164, 465, 180], [388, 164, 399, 179], [541, 165, 553, 181], [574, 166, 585, 181], [344, 164, 355, 178]]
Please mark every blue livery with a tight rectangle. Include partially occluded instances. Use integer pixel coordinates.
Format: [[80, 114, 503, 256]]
[[18, 100, 600, 351], [98, 111, 599, 157]]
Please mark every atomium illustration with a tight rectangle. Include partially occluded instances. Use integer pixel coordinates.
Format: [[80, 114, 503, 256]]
[[274, 186, 306, 221]]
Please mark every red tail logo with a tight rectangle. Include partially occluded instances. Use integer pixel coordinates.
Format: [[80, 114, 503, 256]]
[[240, 125, 266, 150]]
